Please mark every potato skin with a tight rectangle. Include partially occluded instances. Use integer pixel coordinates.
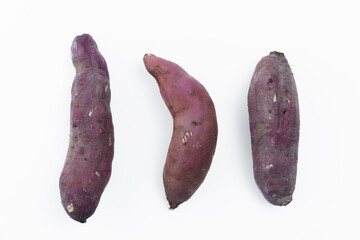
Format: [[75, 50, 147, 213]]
[[143, 54, 218, 209], [59, 34, 114, 223], [248, 51, 299, 206]]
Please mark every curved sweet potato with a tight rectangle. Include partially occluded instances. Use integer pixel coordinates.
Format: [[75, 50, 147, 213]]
[[59, 34, 114, 223], [143, 54, 218, 209], [248, 51, 300, 206]]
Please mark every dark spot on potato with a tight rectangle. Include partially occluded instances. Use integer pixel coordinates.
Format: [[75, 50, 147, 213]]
[[79, 82, 84, 86], [189, 91, 196, 96], [283, 110, 287, 114], [172, 158, 177, 163], [267, 78, 273, 84], [181, 105, 190, 111], [268, 109, 273, 114], [78, 147, 85, 155], [72, 123, 77, 128], [84, 157, 88, 161], [191, 121, 201, 126]]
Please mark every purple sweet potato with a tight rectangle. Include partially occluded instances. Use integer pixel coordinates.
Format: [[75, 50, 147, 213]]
[[248, 51, 300, 206], [143, 54, 218, 209], [59, 34, 114, 223]]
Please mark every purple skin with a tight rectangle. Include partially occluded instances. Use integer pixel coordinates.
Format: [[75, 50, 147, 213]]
[[248, 51, 300, 206], [59, 34, 114, 223], [143, 54, 218, 209]]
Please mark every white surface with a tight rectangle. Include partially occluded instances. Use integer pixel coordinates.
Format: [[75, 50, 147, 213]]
[[1, 0, 359, 239]]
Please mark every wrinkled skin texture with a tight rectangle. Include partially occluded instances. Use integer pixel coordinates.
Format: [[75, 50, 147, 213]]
[[248, 51, 300, 206], [59, 34, 114, 223], [143, 54, 218, 209]]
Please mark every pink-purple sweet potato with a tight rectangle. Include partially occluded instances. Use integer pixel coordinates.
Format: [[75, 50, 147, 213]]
[[248, 51, 300, 206], [59, 34, 114, 223], [143, 54, 218, 209]]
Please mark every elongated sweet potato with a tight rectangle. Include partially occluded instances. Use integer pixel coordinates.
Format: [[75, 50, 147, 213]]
[[59, 34, 114, 223], [248, 51, 300, 206], [143, 54, 218, 209]]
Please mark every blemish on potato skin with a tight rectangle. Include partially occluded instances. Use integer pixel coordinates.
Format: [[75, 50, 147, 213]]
[[95, 171, 101, 177], [67, 203, 74, 213], [265, 163, 274, 170], [181, 131, 193, 145], [191, 121, 201, 126]]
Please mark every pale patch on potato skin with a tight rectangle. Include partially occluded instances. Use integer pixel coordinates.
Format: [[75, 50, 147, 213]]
[[67, 203, 74, 213], [144, 54, 218, 209]]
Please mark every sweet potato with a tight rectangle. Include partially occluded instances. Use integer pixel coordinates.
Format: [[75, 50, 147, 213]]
[[143, 54, 218, 209], [248, 51, 300, 206], [59, 34, 114, 223]]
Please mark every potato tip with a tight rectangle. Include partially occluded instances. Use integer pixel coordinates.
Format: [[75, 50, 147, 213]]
[[274, 195, 292, 206], [169, 202, 179, 210]]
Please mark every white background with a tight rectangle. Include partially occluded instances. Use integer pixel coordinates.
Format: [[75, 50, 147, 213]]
[[1, 0, 359, 239]]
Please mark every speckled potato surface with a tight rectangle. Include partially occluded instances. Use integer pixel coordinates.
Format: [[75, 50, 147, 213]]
[[59, 34, 114, 223], [143, 54, 218, 209], [248, 51, 299, 206]]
